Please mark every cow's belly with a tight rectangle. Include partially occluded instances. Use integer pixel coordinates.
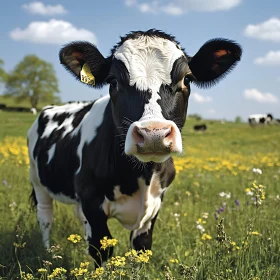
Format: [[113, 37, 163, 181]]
[[102, 175, 164, 231]]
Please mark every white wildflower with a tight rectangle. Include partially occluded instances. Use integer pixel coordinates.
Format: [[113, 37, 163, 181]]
[[196, 224, 205, 232], [219, 192, 231, 199], [252, 168, 262, 175]]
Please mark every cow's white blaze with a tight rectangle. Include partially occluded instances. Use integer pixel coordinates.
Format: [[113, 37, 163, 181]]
[[114, 36, 185, 120]]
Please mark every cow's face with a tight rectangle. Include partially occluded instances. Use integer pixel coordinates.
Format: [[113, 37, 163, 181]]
[[60, 30, 242, 163]]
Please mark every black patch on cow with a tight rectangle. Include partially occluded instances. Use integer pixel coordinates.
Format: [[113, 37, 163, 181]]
[[53, 112, 72, 126], [157, 84, 189, 130], [259, 118, 266, 124], [72, 103, 94, 128], [170, 56, 191, 85]]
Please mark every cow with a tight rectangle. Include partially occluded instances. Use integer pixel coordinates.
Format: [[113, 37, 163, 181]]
[[194, 124, 207, 131], [30, 108, 37, 115], [248, 114, 273, 126], [27, 29, 242, 265]]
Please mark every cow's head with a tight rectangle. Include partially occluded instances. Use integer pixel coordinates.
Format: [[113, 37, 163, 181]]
[[60, 30, 242, 163]]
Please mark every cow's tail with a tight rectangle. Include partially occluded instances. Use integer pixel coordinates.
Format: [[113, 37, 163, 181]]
[[29, 185, 38, 210]]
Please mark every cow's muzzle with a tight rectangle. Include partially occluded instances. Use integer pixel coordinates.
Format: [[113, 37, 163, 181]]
[[125, 119, 182, 163]]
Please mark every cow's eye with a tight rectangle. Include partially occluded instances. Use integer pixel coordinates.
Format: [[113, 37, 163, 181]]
[[183, 75, 193, 87]]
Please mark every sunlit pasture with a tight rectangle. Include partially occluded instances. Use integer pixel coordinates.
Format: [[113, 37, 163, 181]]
[[0, 112, 280, 279]]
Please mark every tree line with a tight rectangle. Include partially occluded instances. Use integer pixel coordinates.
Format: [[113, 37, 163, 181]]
[[0, 55, 60, 110]]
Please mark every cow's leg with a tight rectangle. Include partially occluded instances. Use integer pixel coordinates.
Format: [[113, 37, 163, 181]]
[[33, 185, 53, 248], [130, 214, 159, 251], [81, 198, 113, 266], [74, 204, 91, 242]]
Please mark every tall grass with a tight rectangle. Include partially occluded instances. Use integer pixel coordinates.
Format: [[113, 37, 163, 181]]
[[0, 112, 279, 279]]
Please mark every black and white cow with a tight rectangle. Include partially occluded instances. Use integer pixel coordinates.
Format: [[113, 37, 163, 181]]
[[28, 30, 242, 265], [248, 114, 273, 126], [194, 124, 207, 131]]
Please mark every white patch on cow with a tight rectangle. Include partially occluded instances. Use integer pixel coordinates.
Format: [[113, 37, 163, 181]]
[[47, 144, 56, 164], [248, 114, 267, 121], [29, 165, 53, 248], [74, 204, 92, 240], [41, 102, 92, 139], [102, 172, 164, 231], [73, 95, 110, 174], [114, 36, 184, 119]]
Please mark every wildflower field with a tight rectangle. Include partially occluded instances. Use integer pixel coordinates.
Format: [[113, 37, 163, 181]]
[[0, 112, 280, 279]]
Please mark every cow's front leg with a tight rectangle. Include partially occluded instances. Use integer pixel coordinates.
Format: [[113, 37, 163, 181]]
[[81, 197, 113, 266], [130, 214, 158, 251]]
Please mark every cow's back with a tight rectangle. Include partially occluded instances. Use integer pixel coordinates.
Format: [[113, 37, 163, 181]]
[[28, 101, 97, 201]]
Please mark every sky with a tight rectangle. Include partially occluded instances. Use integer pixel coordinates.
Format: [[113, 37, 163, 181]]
[[0, 0, 280, 120]]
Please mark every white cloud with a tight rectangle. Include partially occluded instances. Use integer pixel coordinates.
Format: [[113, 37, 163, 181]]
[[244, 18, 280, 42], [207, 108, 216, 114], [161, 3, 183, 15], [244, 89, 279, 104], [191, 92, 212, 103], [124, 0, 241, 15], [10, 19, 97, 45], [22, 1, 67, 16], [179, 0, 241, 12], [254, 51, 280, 65], [139, 2, 157, 13]]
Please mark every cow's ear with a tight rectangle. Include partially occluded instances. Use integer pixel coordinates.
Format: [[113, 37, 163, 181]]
[[188, 39, 242, 88], [59, 42, 111, 88]]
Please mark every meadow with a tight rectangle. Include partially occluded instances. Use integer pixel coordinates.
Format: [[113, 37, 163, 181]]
[[0, 111, 280, 279]]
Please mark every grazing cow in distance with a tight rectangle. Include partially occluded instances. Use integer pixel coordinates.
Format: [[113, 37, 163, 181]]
[[27, 29, 242, 265], [194, 124, 207, 132], [30, 108, 37, 115], [248, 114, 273, 126]]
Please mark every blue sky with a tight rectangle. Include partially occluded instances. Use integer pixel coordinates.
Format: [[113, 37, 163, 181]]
[[1, 0, 280, 120]]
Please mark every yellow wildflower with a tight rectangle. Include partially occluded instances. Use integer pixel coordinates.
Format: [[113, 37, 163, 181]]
[[13, 242, 26, 248], [169, 258, 179, 263], [67, 234, 82, 244], [100, 236, 118, 250], [136, 250, 152, 263], [47, 267, 67, 279], [201, 233, 212, 241], [106, 256, 126, 267], [91, 267, 105, 278], [250, 231, 261, 236], [38, 268, 48, 274], [70, 262, 89, 277], [21, 272, 34, 280]]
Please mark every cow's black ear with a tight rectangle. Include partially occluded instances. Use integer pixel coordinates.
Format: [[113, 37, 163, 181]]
[[188, 39, 242, 88], [59, 42, 111, 88]]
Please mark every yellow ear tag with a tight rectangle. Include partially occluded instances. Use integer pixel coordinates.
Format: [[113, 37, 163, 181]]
[[80, 63, 95, 85]]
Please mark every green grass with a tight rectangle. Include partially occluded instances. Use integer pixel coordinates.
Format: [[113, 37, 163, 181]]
[[0, 95, 59, 110], [0, 111, 280, 279]]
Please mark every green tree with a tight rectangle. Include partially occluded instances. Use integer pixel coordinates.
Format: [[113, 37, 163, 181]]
[[0, 59, 7, 84], [5, 55, 60, 109], [235, 116, 243, 123]]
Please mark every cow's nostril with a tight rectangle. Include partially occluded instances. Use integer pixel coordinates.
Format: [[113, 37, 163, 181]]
[[164, 127, 172, 139], [133, 126, 144, 143]]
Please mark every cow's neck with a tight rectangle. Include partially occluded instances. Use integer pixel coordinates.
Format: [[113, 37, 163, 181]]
[[88, 102, 156, 181]]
